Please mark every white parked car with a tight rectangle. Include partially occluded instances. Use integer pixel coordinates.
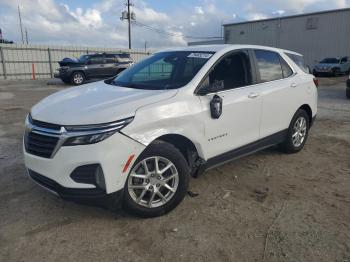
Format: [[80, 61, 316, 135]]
[[24, 45, 318, 217]]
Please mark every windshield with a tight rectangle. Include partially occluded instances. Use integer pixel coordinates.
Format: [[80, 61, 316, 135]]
[[111, 51, 214, 90], [79, 55, 90, 63], [320, 58, 339, 64]]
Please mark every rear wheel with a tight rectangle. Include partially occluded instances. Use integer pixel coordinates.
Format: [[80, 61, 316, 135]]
[[123, 141, 189, 217], [70, 72, 85, 85], [280, 109, 310, 154]]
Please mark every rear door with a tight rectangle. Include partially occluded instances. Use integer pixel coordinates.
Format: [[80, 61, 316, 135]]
[[104, 54, 119, 76], [253, 49, 298, 138]]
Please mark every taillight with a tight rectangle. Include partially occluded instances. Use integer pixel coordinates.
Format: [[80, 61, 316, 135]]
[[313, 78, 319, 87]]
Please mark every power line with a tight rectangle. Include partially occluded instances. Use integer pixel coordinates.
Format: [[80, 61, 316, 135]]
[[132, 21, 222, 40]]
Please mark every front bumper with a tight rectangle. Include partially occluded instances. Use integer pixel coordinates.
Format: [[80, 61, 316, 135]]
[[24, 132, 145, 196], [54, 70, 70, 79], [314, 69, 333, 74]]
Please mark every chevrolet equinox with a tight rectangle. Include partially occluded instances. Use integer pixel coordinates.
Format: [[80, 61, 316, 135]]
[[24, 45, 318, 217]]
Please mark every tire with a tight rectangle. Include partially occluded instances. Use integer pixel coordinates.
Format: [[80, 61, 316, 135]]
[[70, 71, 85, 85], [280, 109, 310, 154], [332, 68, 340, 77], [123, 141, 189, 218], [346, 87, 350, 99]]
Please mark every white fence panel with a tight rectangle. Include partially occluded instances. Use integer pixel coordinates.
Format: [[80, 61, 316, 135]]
[[0, 44, 153, 80]]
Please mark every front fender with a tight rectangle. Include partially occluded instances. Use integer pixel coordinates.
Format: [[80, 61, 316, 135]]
[[121, 95, 207, 159]]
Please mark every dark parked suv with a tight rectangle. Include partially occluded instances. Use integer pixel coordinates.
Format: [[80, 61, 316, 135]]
[[54, 53, 133, 85]]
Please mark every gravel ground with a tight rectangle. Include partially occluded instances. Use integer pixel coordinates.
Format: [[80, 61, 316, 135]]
[[0, 77, 349, 262]]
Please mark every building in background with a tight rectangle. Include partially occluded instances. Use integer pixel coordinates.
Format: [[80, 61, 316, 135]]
[[223, 8, 350, 67]]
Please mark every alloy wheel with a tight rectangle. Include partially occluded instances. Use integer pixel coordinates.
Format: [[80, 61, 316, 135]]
[[73, 73, 84, 84], [292, 116, 307, 147], [127, 156, 179, 208]]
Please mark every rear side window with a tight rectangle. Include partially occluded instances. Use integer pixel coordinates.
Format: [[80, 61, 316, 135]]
[[254, 50, 283, 82], [285, 53, 309, 73], [280, 58, 293, 78]]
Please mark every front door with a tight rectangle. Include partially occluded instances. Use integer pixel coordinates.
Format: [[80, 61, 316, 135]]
[[197, 50, 262, 159], [85, 55, 106, 78]]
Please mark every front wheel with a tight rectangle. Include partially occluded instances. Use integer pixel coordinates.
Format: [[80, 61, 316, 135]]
[[123, 141, 189, 217], [332, 68, 340, 77], [280, 109, 310, 154], [70, 72, 85, 85]]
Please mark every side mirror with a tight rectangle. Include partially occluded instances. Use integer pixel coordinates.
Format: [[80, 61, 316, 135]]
[[210, 95, 223, 119]]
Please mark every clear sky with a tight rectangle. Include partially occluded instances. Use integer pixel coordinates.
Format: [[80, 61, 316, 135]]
[[0, 0, 349, 49]]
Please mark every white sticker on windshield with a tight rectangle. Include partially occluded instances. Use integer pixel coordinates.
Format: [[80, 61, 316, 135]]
[[187, 53, 213, 59]]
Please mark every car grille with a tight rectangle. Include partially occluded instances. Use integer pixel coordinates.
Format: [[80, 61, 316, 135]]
[[25, 131, 59, 158], [31, 118, 61, 130]]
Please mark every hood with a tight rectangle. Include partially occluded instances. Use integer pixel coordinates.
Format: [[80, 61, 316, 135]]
[[31, 81, 178, 125], [315, 63, 338, 68]]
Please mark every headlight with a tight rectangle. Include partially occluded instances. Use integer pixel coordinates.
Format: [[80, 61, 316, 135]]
[[63, 117, 133, 146], [63, 130, 117, 146]]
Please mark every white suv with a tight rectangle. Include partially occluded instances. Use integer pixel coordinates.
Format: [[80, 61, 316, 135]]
[[24, 45, 318, 217]]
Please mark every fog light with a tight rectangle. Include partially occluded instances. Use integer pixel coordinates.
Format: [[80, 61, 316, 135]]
[[70, 164, 106, 190]]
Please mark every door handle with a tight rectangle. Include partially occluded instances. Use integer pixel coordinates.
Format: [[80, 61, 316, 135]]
[[248, 92, 259, 99], [291, 83, 297, 88]]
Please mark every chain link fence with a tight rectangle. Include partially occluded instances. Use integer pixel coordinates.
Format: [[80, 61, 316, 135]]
[[0, 44, 153, 80]]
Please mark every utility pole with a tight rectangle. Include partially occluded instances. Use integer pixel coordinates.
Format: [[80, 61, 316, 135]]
[[18, 5, 24, 44], [25, 28, 28, 44], [121, 1, 135, 49], [127, 0, 131, 49]]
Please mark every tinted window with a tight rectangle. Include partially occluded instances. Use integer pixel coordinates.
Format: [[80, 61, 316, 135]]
[[280, 58, 293, 78], [255, 50, 283, 82], [341, 57, 348, 63], [118, 53, 131, 58], [112, 51, 214, 90], [320, 58, 339, 64], [207, 51, 252, 92], [79, 55, 90, 63], [286, 53, 309, 73], [88, 56, 105, 65]]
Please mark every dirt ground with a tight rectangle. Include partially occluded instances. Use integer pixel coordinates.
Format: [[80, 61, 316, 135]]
[[0, 77, 349, 262]]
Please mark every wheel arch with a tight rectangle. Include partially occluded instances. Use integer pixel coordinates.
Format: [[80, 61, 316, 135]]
[[149, 134, 202, 176], [299, 104, 313, 125], [70, 70, 86, 78]]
